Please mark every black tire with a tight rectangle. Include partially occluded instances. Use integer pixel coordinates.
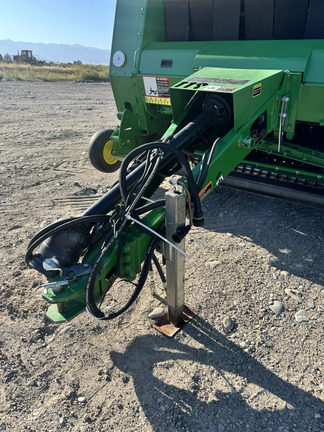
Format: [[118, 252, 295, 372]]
[[88, 128, 121, 173]]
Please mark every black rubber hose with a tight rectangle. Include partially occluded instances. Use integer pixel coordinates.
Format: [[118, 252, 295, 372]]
[[86, 235, 160, 320], [126, 153, 161, 215], [196, 149, 209, 188], [82, 162, 146, 216], [152, 253, 166, 284], [126, 151, 157, 208], [135, 199, 165, 215], [26, 217, 76, 249], [25, 214, 110, 267], [119, 142, 204, 226], [197, 138, 221, 191]]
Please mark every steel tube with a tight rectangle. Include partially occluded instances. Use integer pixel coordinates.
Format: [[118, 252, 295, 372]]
[[165, 192, 186, 325], [221, 174, 324, 209]]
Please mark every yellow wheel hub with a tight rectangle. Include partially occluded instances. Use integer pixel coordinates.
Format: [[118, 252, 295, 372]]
[[103, 140, 118, 165]]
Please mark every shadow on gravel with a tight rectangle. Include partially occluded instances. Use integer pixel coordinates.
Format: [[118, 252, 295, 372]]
[[202, 188, 324, 286], [111, 316, 324, 432]]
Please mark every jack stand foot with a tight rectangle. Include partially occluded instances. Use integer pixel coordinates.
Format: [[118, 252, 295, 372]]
[[153, 305, 197, 338]]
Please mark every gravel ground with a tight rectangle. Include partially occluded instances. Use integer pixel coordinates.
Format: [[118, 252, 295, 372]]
[[0, 81, 323, 432]]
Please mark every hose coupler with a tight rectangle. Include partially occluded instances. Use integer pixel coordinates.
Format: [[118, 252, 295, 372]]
[[172, 224, 192, 243]]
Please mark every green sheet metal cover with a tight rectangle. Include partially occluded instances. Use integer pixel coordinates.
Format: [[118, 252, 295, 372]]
[[171, 67, 284, 130]]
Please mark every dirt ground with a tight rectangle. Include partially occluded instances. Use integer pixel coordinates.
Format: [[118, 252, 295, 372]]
[[0, 81, 323, 432]]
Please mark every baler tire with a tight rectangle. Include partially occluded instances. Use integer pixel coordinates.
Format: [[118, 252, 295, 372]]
[[89, 128, 121, 173]]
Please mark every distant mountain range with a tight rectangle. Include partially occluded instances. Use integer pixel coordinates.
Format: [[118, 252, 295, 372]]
[[0, 40, 110, 65]]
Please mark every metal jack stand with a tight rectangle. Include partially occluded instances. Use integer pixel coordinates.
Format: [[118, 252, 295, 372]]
[[153, 191, 196, 337]]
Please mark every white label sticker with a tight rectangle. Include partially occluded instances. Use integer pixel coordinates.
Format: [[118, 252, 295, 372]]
[[143, 76, 170, 97]]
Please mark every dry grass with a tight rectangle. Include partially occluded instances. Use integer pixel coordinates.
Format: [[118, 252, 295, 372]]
[[0, 63, 109, 82]]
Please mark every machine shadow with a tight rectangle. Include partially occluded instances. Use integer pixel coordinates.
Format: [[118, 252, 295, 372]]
[[111, 316, 323, 432], [201, 187, 324, 286]]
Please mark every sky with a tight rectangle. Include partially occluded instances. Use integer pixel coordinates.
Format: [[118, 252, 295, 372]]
[[0, 0, 117, 50]]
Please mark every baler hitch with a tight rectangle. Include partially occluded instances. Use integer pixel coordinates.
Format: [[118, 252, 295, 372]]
[[26, 96, 228, 323]]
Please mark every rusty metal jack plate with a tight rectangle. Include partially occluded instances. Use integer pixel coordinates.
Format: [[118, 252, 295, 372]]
[[153, 305, 197, 338], [153, 191, 197, 337]]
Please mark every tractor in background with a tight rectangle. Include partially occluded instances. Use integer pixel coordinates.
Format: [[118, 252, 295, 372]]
[[13, 50, 43, 65]]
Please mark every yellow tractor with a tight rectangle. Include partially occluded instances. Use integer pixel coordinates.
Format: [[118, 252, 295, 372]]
[[13, 50, 41, 65]]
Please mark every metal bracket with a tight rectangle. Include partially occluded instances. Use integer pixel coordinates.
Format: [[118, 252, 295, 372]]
[[42, 263, 92, 294], [153, 191, 196, 337], [278, 95, 290, 152]]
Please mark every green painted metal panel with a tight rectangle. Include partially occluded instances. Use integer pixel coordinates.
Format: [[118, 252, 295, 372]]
[[138, 40, 324, 78], [297, 85, 324, 123], [110, 0, 165, 78], [139, 45, 201, 76], [304, 50, 324, 83], [110, 0, 147, 77], [171, 67, 284, 131], [193, 40, 324, 75]]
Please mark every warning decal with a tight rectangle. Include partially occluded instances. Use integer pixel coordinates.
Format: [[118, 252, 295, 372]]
[[199, 181, 213, 202], [145, 96, 171, 105], [204, 85, 237, 93], [143, 76, 171, 105], [253, 83, 262, 98], [187, 77, 251, 86]]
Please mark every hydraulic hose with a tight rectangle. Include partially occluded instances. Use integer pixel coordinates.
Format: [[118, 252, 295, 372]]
[[86, 235, 160, 319], [119, 141, 204, 226], [197, 138, 221, 191], [126, 153, 162, 216], [135, 199, 165, 215]]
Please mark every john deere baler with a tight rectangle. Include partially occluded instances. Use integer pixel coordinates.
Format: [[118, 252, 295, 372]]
[[26, 0, 324, 322]]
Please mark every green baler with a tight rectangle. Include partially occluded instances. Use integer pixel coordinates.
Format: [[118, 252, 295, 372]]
[[26, 0, 324, 322], [107, 0, 324, 197]]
